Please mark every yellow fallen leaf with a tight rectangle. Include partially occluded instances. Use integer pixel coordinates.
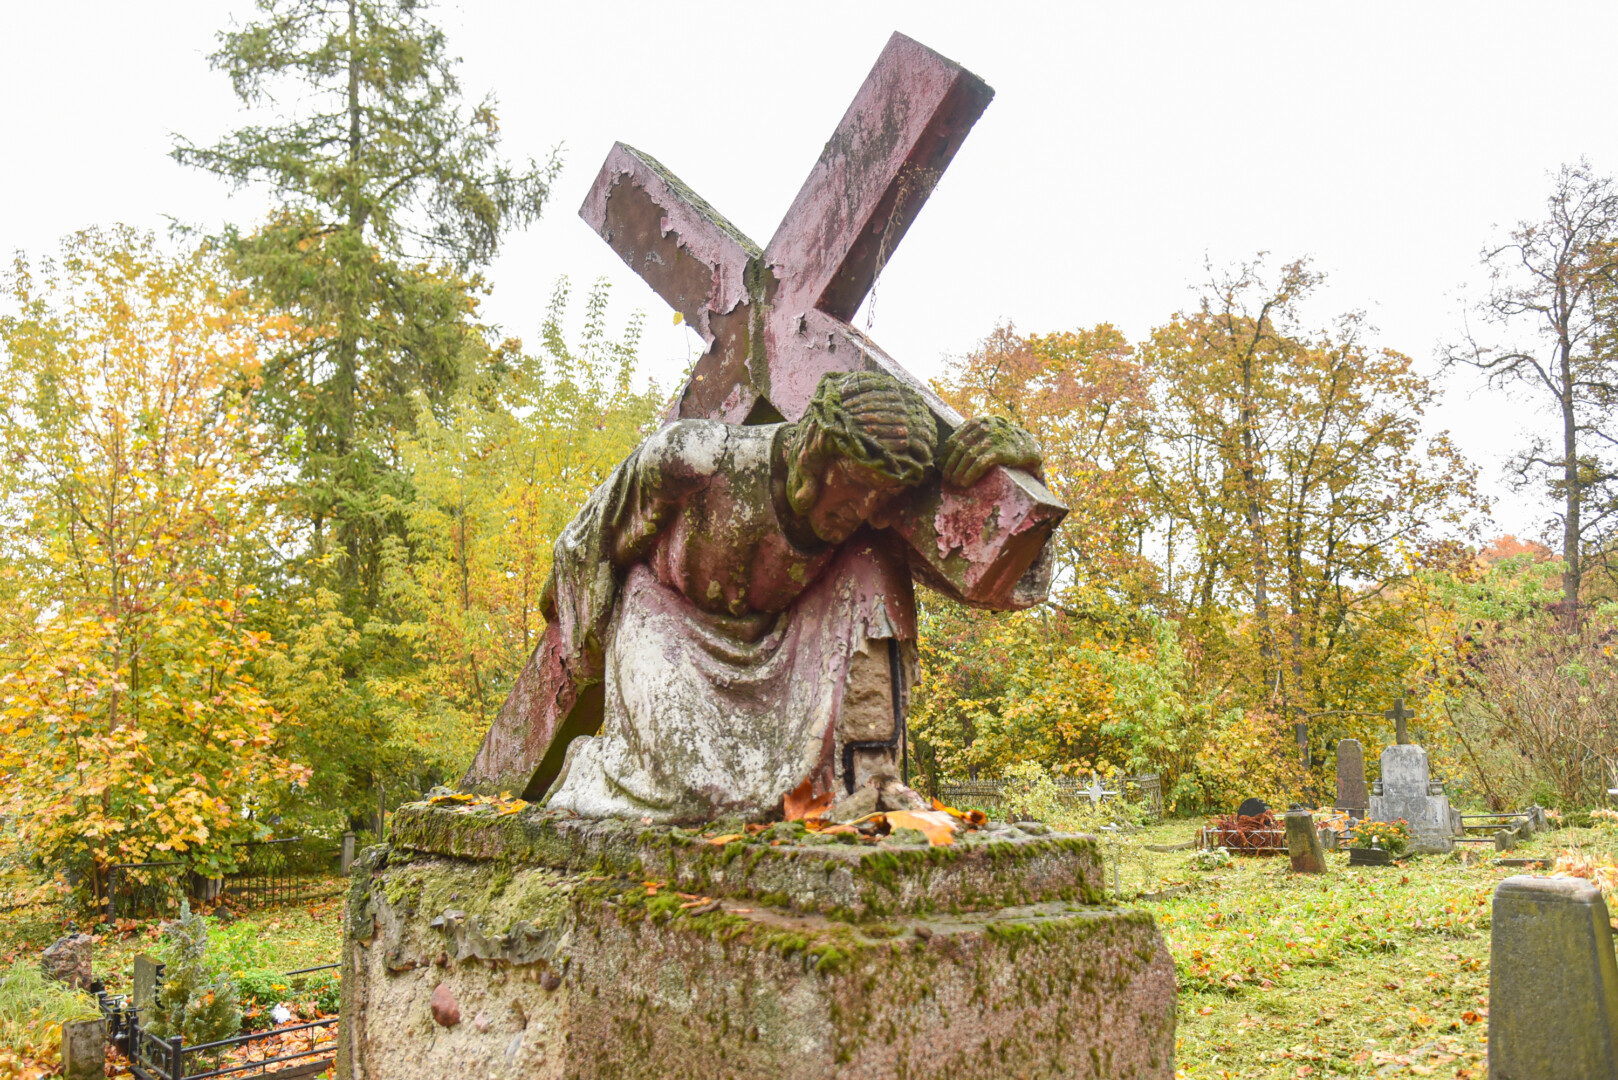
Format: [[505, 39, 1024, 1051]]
[[887, 810, 958, 846], [706, 833, 744, 845]]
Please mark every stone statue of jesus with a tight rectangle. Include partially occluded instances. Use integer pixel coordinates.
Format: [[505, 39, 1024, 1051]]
[[539, 369, 1042, 823]]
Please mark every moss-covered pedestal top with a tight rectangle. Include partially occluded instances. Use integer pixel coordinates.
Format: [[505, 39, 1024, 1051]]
[[389, 800, 1103, 919]]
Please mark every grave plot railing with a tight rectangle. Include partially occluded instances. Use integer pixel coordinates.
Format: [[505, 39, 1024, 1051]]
[[105, 860, 192, 921], [99, 964, 338, 1079], [934, 774, 1163, 821], [105, 838, 343, 920]]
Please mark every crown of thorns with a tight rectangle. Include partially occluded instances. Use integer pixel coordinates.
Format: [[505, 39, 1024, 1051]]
[[797, 371, 936, 486]]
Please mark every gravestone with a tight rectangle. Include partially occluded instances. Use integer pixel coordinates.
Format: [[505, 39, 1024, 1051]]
[[1368, 742, 1460, 854], [39, 933, 92, 990], [132, 953, 163, 1015], [1237, 797, 1268, 818], [1494, 828, 1517, 852], [60, 1017, 105, 1080], [1284, 808, 1329, 873], [1488, 876, 1618, 1078], [1335, 739, 1368, 819]]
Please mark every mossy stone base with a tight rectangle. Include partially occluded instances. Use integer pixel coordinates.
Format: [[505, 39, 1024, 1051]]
[[389, 800, 1103, 919], [339, 847, 1173, 1079]]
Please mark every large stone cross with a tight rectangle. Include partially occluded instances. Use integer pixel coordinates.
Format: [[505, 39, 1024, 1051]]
[[580, 31, 1066, 608]]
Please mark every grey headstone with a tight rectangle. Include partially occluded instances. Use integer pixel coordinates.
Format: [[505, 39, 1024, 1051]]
[[133, 953, 164, 1015], [1494, 828, 1517, 852], [341, 831, 357, 875], [1489, 876, 1618, 1078], [1380, 744, 1430, 796], [1318, 827, 1339, 851], [1369, 743, 1458, 843], [60, 1017, 105, 1080], [1284, 809, 1329, 873], [1335, 739, 1368, 815]]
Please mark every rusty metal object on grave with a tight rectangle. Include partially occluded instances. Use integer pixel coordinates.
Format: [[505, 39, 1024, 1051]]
[[463, 33, 1067, 799]]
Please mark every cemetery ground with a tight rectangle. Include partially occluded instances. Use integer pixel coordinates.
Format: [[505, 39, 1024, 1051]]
[[2, 822, 1616, 1078]]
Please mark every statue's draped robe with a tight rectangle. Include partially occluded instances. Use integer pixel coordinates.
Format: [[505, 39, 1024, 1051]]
[[543, 420, 916, 823]]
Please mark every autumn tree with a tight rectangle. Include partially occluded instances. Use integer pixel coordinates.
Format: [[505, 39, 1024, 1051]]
[[1139, 258, 1482, 767], [253, 279, 660, 814], [0, 229, 308, 883], [1447, 161, 1618, 609], [173, 0, 561, 607], [365, 279, 661, 779]]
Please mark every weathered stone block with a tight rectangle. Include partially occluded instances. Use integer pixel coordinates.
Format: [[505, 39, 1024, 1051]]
[[40, 933, 92, 990], [389, 802, 1104, 919], [60, 1016, 105, 1080], [133, 953, 164, 1014], [338, 846, 1174, 1080], [1284, 810, 1329, 873], [1489, 875, 1618, 1079]]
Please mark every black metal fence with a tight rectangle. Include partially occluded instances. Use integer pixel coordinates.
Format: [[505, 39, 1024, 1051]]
[[105, 837, 343, 920], [935, 773, 1164, 822], [100, 964, 338, 1079]]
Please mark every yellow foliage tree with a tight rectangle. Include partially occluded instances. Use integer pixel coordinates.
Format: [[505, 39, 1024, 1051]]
[[0, 228, 308, 886]]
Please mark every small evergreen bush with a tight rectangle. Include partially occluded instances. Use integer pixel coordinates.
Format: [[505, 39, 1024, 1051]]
[[148, 901, 242, 1045]]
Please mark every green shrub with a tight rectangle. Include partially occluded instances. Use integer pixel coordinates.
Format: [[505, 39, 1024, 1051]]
[[236, 967, 339, 1030], [148, 901, 241, 1045]]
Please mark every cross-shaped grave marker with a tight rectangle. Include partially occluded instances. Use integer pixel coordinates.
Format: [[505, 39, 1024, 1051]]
[[1385, 698, 1414, 745], [580, 31, 1067, 608], [462, 33, 1067, 800]]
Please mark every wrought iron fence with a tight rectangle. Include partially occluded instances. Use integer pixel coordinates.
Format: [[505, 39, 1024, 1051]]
[[934, 773, 1163, 822], [99, 964, 338, 1079], [105, 838, 343, 920]]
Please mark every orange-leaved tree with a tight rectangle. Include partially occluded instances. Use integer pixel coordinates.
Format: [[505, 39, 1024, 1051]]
[[0, 228, 309, 891]]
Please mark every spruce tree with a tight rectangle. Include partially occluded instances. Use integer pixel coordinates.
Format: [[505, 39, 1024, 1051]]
[[174, 0, 560, 606]]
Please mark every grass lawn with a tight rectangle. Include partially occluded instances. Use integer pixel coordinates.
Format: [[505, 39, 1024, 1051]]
[[1125, 818, 1618, 1079], [2, 824, 1615, 1079]]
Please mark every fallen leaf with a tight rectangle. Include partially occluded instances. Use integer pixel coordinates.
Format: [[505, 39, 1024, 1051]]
[[706, 834, 744, 845], [784, 777, 832, 822], [888, 810, 958, 846], [678, 896, 713, 909], [643, 881, 662, 896], [931, 799, 987, 826], [1460, 1011, 1480, 1025]]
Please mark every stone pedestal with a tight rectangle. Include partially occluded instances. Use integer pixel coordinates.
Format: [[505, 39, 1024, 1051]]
[[1368, 744, 1460, 853], [338, 802, 1176, 1080]]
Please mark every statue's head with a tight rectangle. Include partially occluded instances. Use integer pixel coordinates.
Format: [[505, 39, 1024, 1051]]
[[785, 371, 937, 544]]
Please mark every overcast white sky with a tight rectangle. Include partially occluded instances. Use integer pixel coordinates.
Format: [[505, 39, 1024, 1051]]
[[6, 1, 1616, 540]]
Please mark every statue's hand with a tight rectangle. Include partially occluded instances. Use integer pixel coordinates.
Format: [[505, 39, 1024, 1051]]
[[939, 416, 1042, 489]]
